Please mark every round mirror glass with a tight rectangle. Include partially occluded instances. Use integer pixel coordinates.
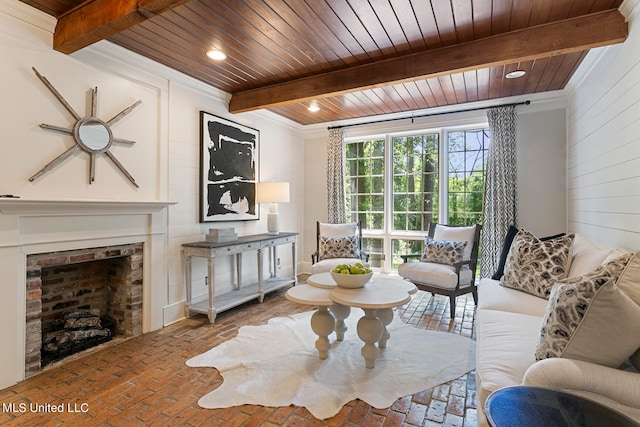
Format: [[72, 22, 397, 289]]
[[75, 118, 112, 152]]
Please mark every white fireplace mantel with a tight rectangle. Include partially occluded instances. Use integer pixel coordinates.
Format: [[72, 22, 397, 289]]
[[0, 198, 176, 215], [0, 197, 176, 389]]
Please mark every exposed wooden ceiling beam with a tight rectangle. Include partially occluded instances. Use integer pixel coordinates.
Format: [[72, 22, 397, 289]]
[[53, 0, 190, 54], [229, 9, 627, 114]]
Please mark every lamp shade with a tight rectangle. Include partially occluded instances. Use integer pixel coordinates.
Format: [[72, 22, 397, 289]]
[[257, 182, 290, 203]]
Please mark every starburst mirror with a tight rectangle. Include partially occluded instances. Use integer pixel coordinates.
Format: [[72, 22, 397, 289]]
[[30, 67, 141, 187]]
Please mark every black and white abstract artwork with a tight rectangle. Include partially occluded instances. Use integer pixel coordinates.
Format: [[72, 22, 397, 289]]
[[199, 112, 259, 222]]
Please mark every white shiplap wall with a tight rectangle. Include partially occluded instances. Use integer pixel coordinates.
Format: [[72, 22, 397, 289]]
[[566, 0, 640, 250]]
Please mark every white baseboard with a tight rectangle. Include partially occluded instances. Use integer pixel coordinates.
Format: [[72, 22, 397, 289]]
[[163, 301, 186, 326]]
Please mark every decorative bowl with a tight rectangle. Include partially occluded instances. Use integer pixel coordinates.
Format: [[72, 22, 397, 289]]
[[330, 271, 373, 288]]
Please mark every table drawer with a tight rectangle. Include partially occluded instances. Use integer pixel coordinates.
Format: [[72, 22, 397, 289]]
[[262, 235, 296, 247], [212, 242, 258, 256]]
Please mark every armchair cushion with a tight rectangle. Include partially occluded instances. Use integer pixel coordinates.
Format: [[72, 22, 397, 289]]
[[535, 275, 640, 368], [421, 236, 467, 265], [432, 224, 477, 260], [318, 222, 359, 238], [318, 235, 360, 260], [397, 261, 473, 290], [500, 229, 575, 299]]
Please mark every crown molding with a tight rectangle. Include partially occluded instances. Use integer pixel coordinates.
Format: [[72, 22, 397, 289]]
[[74, 41, 225, 101], [302, 91, 567, 139], [74, 40, 304, 132], [0, 0, 56, 33], [567, 0, 638, 96], [620, 0, 640, 20], [565, 47, 609, 97]]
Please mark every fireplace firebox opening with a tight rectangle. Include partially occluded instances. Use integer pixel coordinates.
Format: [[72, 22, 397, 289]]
[[25, 243, 143, 377]]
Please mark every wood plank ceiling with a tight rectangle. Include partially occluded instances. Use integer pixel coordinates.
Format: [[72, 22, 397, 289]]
[[21, 0, 627, 126]]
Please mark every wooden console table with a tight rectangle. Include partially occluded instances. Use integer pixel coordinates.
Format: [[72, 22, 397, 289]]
[[182, 232, 298, 323]]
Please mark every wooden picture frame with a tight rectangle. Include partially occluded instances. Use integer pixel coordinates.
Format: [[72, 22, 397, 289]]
[[199, 112, 259, 222]]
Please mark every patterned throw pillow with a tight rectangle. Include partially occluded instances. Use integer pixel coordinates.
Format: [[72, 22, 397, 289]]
[[500, 229, 575, 299], [535, 275, 640, 368], [318, 236, 360, 260], [491, 226, 566, 280], [421, 236, 467, 265]]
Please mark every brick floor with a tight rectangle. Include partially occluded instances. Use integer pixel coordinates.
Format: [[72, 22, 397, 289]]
[[0, 280, 477, 426]]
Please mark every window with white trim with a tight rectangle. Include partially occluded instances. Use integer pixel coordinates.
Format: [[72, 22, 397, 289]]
[[345, 126, 489, 272]]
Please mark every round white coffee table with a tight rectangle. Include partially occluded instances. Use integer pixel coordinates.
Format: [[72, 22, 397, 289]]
[[330, 281, 411, 368], [306, 271, 338, 288], [285, 284, 335, 359], [288, 273, 416, 367]]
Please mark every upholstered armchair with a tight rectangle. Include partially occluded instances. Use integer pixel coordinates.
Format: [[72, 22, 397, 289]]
[[310, 221, 369, 274], [398, 222, 481, 318]]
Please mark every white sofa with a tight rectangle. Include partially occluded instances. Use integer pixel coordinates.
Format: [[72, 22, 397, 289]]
[[475, 233, 640, 426]]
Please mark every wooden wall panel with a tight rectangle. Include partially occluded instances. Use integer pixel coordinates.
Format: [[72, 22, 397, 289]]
[[566, 1, 640, 249]]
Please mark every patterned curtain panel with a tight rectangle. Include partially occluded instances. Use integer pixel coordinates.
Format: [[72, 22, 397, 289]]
[[326, 128, 346, 223], [481, 106, 518, 277]]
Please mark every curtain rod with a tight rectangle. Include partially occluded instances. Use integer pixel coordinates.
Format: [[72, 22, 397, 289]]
[[327, 100, 531, 130]]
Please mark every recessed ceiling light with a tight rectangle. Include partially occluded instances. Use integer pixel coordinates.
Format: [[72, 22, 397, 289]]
[[505, 70, 526, 79], [206, 50, 227, 61], [308, 101, 320, 112]]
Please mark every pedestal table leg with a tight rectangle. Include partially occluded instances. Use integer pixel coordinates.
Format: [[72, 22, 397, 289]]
[[311, 306, 336, 359], [357, 308, 383, 368], [376, 308, 394, 348], [330, 304, 351, 341]]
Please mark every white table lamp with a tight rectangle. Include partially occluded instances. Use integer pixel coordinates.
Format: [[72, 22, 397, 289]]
[[257, 182, 290, 234]]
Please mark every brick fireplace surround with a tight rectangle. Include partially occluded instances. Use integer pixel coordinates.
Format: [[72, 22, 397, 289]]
[[25, 243, 144, 377], [0, 199, 173, 390]]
